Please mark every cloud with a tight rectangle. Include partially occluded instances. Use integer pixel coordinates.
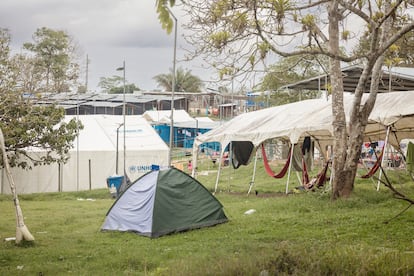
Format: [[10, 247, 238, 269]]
[[0, 0, 206, 90]]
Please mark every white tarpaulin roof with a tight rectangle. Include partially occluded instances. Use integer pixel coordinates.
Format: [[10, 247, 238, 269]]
[[142, 110, 194, 124], [194, 91, 414, 153], [1, 115, 169, 194], [67, 115, 169, 152], [143, 110, 220, 129]]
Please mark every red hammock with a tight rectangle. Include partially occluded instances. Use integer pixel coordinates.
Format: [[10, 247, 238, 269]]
[[316, 160, 331, 187], [361, 149, 384, 178], [303, 160, 331, 190], [261, 144, 291, 178]]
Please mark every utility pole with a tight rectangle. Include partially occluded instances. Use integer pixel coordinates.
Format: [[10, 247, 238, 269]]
[[167, 7, 177, 167]]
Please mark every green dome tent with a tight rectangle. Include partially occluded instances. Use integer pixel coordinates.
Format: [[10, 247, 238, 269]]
[[101, 168, 228, 238]]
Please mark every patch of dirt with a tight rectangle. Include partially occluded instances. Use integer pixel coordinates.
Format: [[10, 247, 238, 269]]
[[219, 191, 287, 198]]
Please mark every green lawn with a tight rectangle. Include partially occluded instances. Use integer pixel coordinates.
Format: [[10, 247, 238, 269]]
[[1, 160, 414, 275]]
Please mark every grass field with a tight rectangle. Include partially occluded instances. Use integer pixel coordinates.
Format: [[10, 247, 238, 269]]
[[1, 159, 414, 275]]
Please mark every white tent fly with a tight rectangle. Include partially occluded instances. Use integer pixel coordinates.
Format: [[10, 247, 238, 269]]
[[143, 110, 220, 130], [1, 115, 169, 194], [192, 91, 414, 192], [142, 110, 195, 124]]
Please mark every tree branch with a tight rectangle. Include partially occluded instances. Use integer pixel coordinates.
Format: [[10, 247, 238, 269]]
[[376, 22, 414, 59], [376, 0, 404, 26], [337, 0, 377, 27], [382, 203, 413, 224]]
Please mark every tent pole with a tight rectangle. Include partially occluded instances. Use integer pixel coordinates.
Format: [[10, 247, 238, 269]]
[[58, 163, 61, 192], [377, 126, 390, 191], [191, 145, 198, 178], [247, 149, 258, 195], [227, 142, 232, 191], [1, 168, 3, 194], [89, 159, 92, 190], [213, 150, 224, 194], [327, 146, 334, 191], [285, 144, 295, 194]]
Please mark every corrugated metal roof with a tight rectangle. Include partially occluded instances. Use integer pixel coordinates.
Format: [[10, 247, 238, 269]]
[[281, 65, 414, 92]]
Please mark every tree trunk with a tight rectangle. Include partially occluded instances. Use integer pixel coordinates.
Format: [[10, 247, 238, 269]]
[[334, 124, 366, 198], [328, 1, 352, 199], [329, 1, 394, 199], [0, 128, 35, 244]]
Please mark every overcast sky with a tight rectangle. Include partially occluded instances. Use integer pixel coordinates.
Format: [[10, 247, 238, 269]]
[[0, 0, 214, 92]]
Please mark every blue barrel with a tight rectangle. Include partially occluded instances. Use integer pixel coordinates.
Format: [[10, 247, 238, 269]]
[[106, 175, 124, 198]]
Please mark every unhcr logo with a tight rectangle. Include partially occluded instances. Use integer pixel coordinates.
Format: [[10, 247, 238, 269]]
[[129, 165, 159, 174], [129, 165, 152, 173]]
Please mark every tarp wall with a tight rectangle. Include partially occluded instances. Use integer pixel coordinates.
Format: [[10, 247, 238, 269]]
[[1, 115, 169, 194]]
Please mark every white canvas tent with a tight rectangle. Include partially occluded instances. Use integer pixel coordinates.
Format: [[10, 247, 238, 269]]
[[142, 109, 220, 129], [192, 91, 414, 192], [1, 115, 169, 194], [174, 116, 220, 129], [142, 110, 194, 124]]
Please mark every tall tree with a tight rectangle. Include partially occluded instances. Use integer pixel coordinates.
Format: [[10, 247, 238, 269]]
[[98, 75, 124, 93], [158, 1, 414, 199], [153, 67, 204, 92], [261, 55, 327, 105], [0, 28, 81, 169], [0, 28, 82, 243], [0, 128, 34, 244], [97, 75, 139, 94], [23, 27, 80, 93]]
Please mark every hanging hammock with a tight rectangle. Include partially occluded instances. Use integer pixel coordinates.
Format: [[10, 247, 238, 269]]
[[316, 160, 331, 188], [361, 148, 384, 179], [303, 159, 331, 190], [301, 156, 310, 185], [261, 144, 291, 179]]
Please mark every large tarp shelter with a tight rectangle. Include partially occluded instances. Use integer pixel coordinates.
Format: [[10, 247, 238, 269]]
[[101, 167, 228, 238], [1, 115, 169, 194], [192, 91, 414, 191]]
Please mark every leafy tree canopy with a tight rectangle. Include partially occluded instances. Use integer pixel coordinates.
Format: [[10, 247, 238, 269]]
[[153, 67, 204, 92], [97, 75, 140, 94], [0, 28, 82, 169], [22, 27, 80, 93], [260, 54, 329, 105], [109, 84, 139, 94], [156, 0, 177, 34], [355, 15, 414, 68]]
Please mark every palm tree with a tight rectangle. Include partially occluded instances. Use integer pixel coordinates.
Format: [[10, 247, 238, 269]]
[[153, 67, 203, 92]]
